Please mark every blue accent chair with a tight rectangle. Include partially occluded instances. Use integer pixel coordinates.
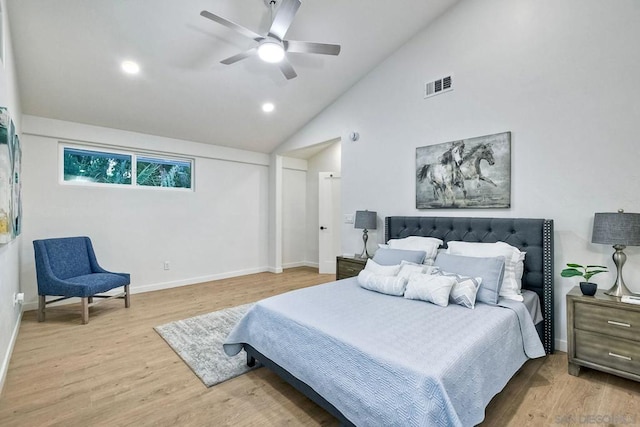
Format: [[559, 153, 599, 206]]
[[33, 236, 131, 324]]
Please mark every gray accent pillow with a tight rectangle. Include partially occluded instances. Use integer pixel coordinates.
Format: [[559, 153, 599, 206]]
[[433, 253, 505, 304], [372, 248, 426, 265]]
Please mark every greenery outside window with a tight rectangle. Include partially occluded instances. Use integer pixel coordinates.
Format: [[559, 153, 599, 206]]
[[64, 147, 132, 184], [137, 157, 192, 188], [62, 146, 193, 190]]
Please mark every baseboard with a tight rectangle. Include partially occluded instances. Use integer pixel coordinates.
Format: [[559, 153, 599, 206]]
[[0, 306, 23, 398], [129, 267, 272, 295], [282, 261, 306, 269], [282, 261, 319, 269], [23, 267, 273, 311], [555, 338, 567, 353]]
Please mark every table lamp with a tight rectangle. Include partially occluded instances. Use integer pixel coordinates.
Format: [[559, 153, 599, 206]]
[[592, 209, 640, 297], [354, 210, 377, 258]]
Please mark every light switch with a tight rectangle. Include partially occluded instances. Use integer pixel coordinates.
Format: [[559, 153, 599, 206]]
[[344, 214, 354, 224]]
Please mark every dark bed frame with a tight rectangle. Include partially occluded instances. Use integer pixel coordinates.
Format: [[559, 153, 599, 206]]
[[245, 216, 554, 426]]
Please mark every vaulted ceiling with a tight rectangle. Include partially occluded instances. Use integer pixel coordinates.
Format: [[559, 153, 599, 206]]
[[7, 0, 459, 153]]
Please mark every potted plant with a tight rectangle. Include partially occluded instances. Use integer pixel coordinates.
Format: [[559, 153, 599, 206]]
[[561, 263, 608, 296]]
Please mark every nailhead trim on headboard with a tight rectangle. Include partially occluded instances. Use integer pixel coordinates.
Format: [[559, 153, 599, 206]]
[[542, 219, 554, 354]]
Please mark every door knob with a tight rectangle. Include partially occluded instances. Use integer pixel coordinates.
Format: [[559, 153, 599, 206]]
[[320, 226, 327, 230]]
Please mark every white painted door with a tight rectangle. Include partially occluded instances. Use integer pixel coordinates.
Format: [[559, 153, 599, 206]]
[[318, 172, 341, 274]]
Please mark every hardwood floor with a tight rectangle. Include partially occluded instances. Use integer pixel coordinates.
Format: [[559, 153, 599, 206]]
[[1, 267, 639, 426]]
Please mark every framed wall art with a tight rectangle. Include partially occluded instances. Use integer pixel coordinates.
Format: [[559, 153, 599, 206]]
[[416, 131, 511, 209], [0, 107, 12, 242], [0, 106, 22, 243]]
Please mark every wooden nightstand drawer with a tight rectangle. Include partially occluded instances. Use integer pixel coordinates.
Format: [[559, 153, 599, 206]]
[[574, 301, 640, 341], [336, 256, 367, 280], [575, 329, 640, 375]]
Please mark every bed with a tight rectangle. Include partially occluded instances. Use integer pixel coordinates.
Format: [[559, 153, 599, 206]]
[[224, 216, 554, 426]]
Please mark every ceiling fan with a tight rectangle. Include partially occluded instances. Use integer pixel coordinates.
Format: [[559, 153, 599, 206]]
[[200, 0, 341, 80]]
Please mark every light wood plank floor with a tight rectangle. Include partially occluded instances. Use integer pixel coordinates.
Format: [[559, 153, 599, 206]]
[[1, 267, 639, 426]]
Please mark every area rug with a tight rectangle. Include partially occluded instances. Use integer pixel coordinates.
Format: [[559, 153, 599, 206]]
[[154, 302, 260, 387]]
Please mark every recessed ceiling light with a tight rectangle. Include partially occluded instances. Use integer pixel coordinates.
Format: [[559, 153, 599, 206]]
[[262, 102, 275, 113], [121, 60, 140, 75]]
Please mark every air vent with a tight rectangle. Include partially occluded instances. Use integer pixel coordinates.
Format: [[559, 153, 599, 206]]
[[424, 75, 453, 99]]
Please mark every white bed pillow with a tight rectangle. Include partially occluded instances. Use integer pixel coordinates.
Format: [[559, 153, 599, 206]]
[[357, 270, 408, 296], [397, 261, 439, 280], [387, 236, 443, 264], [434, 253, 505, 304], [372, 248, 427, 266], [446, 241, 525, 302], [364, 258, 401, 276], [403, 273, 455, 307], [438, 271, 482, 309]]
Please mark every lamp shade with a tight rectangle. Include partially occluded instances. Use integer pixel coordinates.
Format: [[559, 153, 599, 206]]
[[592, 211, 640, 246], [354, 210, 377, 230]]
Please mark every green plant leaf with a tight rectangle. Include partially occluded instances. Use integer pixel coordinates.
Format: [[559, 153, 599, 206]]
[[566, 263, 584, 268], [561, 269, 583, 277], [586, 265, 608, 269]]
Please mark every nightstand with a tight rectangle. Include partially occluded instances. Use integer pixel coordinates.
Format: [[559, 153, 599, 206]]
[[566, 287, 640, 382], [336, 256, 367, 280]]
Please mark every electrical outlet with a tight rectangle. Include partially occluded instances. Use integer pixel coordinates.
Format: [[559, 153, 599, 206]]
[[163, 261, 170, 270], [344, 214, 354, 224], [13, 292, 24, 306]]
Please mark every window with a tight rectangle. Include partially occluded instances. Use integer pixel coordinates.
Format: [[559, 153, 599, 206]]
[[136, 157, 192, 188], [62, 146, 193, 190], [64, 148, 132, 184]]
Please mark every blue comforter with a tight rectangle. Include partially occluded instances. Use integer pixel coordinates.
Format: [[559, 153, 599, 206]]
[[224, 278, 545, 426]]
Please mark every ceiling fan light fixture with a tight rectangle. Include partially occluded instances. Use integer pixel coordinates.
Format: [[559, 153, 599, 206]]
[[262, 102, 275, 113], [257, 40, 285, 63], [121, 60, 140, 75]]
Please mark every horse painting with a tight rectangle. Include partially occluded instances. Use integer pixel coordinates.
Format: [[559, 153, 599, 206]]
[[417, 141, 464, 206], [453, 143, 498, 200], [416, 132, 511, 209]]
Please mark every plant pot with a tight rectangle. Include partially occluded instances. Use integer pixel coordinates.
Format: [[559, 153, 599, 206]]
[[580, 282, 597, 296]]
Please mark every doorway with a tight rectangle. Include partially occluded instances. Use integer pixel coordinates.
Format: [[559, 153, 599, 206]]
[[318, 172, 341, 274]]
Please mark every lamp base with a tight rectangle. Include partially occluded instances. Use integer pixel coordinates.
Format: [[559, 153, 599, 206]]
[[604, 283, 636, 297], [358, 228, 371, 259], [604, 244, 637, 297]]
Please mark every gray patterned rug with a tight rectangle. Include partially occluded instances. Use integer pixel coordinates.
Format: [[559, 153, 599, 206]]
[[154, 302, 259, 387]]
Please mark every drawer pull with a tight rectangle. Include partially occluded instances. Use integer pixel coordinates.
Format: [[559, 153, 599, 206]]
[[608, 352, 632, 361], [607, 320, 631, 328]]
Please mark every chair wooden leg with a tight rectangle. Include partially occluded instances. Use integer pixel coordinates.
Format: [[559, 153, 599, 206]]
[[81, 297, 89, 324], [124, 285, 130, 308], [38, 295, 46, 322]]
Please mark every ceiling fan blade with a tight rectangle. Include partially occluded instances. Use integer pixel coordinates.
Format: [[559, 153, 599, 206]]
[[285, 40, 341, 56], [220, 47, 257, 65], [268, 0, 301, 40], [278, 58, 297, 80], [200, 10, 263, 41]]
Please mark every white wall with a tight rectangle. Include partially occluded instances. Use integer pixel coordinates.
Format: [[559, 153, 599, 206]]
[[0, 0, 23, 394], [282, 157, 307, 268], [20, 116, 271, 308], [274, 0, 640, 351]]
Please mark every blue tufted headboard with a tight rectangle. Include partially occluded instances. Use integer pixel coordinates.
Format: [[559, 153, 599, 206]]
[[385, 216, 554, 354]]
